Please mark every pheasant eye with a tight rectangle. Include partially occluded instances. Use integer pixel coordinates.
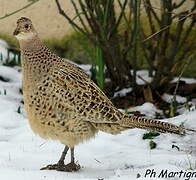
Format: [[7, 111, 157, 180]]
[[25, 24, 30, 29]]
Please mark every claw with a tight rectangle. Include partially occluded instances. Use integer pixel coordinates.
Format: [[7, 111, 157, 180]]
[[40, 162, 81, 172]]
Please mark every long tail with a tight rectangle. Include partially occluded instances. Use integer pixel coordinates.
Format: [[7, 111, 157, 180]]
[[120, 114, 196, 135]]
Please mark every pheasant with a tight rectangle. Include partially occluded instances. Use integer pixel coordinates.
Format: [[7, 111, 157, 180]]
[[13, 17, 196, 172]]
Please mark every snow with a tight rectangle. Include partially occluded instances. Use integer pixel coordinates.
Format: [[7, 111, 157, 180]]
[[127, 102, 162, 119], [0, 39, 15, 64], [172, 77, 196, 84], [133, 70, 196, 86], [162, 93, 187, 104], [0, 65, 196, 180], [113, 87, 133, 98], [135, 70, 153, 85], [0, 39, 9, 62]]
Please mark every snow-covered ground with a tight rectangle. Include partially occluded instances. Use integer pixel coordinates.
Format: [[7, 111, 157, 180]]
[[0, 66, 196, 180], [0, 40, 16, 64], [1, 38, 196, 179], [0, 39, 10, 62]]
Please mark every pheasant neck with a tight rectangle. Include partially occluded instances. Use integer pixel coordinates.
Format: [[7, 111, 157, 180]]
[[19, 35, 44, 52]]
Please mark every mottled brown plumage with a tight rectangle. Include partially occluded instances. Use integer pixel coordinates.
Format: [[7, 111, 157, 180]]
[[14, 17, 196, 172]]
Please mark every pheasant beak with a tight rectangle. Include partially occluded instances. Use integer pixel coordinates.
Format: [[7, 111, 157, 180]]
[[13, 27, 20, 36]]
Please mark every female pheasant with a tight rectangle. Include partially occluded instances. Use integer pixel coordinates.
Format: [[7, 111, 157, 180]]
[[13, 17, 196, 172]]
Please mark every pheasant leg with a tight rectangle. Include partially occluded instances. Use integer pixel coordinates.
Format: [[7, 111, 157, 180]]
[[40, 146, 80, 172]]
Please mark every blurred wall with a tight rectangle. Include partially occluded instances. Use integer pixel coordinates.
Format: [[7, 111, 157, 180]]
[[0, 0, 75, 39], [0, 0, 193, 39]]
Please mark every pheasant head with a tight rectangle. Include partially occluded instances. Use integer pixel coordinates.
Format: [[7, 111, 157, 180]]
[[13, 17, 37, 40]]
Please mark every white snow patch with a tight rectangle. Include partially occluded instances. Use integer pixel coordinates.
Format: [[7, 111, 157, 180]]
[[136, 70, 153, 85], [134, 70, 196, 85], [128, 102, 162, 119], [113, 87, 132, 98], [162, 93, 187, 104], [0, 39, 15, 63], [172, 77, 196, 84], [0, 65, 21, 83]]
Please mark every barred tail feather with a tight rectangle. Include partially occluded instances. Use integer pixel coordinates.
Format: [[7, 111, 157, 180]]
[[121, 115, 196, 135]]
